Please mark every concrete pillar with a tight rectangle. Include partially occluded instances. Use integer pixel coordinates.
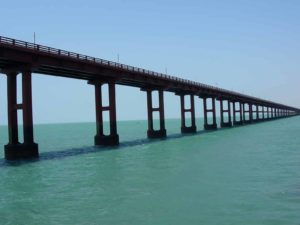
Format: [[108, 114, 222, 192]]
[[252, 104, 257, 122], [243, 103, 252, 124], [146, 89, 167, 138], [23, 71, 35, 144], [94, 82, 119, 146], [203, 96, 217, 130], [180, 94, 196, 133], [220, 99, 232, 128], [4, 71, 38, 160], [233, 101, 243, 125], [249, 104, 253, 122], [6, 72, 19, 145], [242, 103, 246, 123]]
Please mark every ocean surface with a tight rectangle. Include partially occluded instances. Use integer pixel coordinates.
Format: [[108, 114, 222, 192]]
[[0, 117, 299, 225]]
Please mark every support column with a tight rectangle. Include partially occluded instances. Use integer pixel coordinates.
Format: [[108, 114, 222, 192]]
[[146, 89, 167, 138], [242, 103, 252, 124], [180, 94, 197, 133], [262, 106, 265, 121], [94, 82, 119, 146], [203, 96, 217, 130], [256, 105, 260, 121], [6, 72, 19, 146], [4, 71, 39, 160], [271, 108, 274, 119], [233, 101, 243, 125], [220, 99, 232, 127], [269, 107, 273, 120]]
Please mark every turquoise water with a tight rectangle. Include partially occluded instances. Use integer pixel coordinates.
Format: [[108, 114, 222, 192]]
[[0, 117, 300, 225]]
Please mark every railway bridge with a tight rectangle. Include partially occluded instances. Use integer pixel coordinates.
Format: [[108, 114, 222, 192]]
[[0, 36, 299, 160]]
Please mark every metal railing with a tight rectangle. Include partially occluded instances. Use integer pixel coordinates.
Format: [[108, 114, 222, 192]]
[[0, 36, 294, 109], [0, 36, 225, 90]]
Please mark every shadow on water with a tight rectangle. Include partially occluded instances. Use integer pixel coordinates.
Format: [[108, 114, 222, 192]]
[[0, 116, 295, 167], [0, 129, 216, 167]]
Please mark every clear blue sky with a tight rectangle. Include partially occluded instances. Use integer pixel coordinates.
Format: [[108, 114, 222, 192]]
[[0, 0, 299, 124]]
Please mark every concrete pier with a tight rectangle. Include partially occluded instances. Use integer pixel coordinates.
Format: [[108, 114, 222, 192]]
[[4, 71, 38, 160], [94, 82, 119, 146], [179, 94, 197, 133], [233, 102, 243, 126], [220, 99, 232, 128], [145, 89, 167, 139], [203, 96, 217, 130]]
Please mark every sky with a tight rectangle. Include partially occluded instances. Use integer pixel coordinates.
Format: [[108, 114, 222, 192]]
[[0, 0, 299, 124]]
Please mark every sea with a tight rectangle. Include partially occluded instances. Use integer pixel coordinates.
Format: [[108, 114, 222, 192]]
[[0, 117, 299, 225]]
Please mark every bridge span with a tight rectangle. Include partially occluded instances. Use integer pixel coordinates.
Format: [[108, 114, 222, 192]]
[[0, 36, 299, 160]]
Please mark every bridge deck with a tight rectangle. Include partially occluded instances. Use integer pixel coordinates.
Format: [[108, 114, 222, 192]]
[[0, 36, 297, 111]]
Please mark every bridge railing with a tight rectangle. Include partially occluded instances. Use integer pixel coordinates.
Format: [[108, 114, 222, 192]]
[[0, 36, 218, 88], [0, 36, 289, 108]]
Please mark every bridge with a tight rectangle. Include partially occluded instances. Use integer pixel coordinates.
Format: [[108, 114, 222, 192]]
[[0, 36, 299, 160]]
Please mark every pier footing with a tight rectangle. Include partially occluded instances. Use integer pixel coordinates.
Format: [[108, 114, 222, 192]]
[[181, 126, 197, 133], [94, 134, 119, 146], [233, 121, 243, 126], [147, 129, 167, 139], [5, 143, 39, 160], [221, 122, 233, 128], [204, 124, 218, 130]]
